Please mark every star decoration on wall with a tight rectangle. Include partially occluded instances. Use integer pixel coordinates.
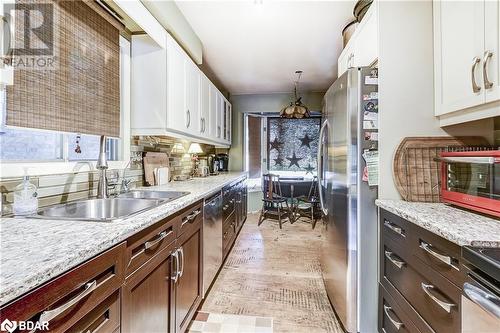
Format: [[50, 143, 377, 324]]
[[287, 151, 303, 168], [304, 164, 315, 175], [273, 156, 284, 166], [299, 133, 313, 148], [269, 137, 284, 151]]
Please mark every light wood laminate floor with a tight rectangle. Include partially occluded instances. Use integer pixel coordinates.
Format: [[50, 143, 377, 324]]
[[196, 213, 343, 333]]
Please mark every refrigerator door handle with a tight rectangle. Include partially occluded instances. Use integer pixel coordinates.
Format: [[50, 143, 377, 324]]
[[317, 119, 328, 215]]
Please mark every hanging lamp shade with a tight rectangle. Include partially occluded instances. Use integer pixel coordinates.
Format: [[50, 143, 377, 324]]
[[280, 71, 310, 119], [280, 96, 310, 119]]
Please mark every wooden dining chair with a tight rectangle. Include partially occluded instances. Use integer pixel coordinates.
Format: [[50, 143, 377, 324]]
[[296, 176, 322, 229], [258, 174, 291, 229]]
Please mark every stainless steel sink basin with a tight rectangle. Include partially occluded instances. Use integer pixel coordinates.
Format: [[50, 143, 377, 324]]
[[118, 190, 189, 201], [32, 198, 165, 222]]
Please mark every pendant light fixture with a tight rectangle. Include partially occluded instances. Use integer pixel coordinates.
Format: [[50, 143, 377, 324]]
[[280, 70, 310, 119]]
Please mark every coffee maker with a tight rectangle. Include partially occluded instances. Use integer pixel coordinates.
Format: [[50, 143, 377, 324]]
[[207, 154, 219, 175], [216, 153, 229, 172]]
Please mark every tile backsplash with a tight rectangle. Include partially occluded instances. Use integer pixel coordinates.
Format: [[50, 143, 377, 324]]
[[0, 136, 225, 216]]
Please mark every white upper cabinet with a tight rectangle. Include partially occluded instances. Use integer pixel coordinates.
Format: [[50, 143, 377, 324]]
[[200, 75, 210, 136], [209, 83, 218, 139], [434, 0, 500, 125], [338, 4, 378, 76], [485, 0, 500, 104], [216, 93, 224, 140], [131, 34, 167, 132], [131, 30, 231, 146], [166, 34, 187, 133], [184, 59, 200, 135]]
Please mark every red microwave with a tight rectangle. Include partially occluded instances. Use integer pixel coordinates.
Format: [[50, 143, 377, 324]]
[[440, 150, 500, 217]]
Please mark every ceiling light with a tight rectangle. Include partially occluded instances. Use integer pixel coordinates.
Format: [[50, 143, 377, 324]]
[[280, 70, 310, 119]]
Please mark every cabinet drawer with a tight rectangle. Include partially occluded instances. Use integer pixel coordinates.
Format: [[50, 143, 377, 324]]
[[67, 291, 120, 333], [223, 212, 236, 255], [379, 284, 420, 333], [409, 226, 463, 287], [380, 209, 410, 248], [177, 201, 203, 237], [0, 243, 125, 333], [382, 280, 435, 333], [384, 250, 461, 333], [125, 217, 177, 277], [222, 196, 235, 222]]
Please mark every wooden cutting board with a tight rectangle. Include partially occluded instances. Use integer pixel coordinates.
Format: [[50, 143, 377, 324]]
[[393, 136, 490, 202], [143, 152, 169, 186]]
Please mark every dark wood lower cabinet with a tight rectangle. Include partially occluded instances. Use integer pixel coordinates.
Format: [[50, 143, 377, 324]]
[[121, 243, 175, 333], [67, 291, 120, 333], [0, 196, 222, 333], [175, 225, 202, 333], [379, 208, 463, 333]]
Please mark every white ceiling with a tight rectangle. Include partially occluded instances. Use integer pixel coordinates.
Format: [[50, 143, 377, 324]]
[[176, 0, 355, 95]]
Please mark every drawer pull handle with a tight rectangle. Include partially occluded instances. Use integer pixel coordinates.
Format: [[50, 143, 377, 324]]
[[172, 250, 179, 283], [384, 220, 405, 237], [384, 250, 405, 269], [182, 209, 201, 226], [421, 282, 456, 313], [471, 56, 481, 93], [483, 51, 494, 89], [144, 230, 171, 250], [178, 246, 185, 278], [38, 280, 97, 324], [383, 305, 403, 330], [419, 241, 458, 270]]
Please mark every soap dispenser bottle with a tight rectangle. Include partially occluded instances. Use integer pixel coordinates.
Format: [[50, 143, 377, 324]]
[[13, 176, 38, 215]]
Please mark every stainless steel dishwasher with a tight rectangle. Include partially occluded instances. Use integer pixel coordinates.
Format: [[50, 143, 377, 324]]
[[203, 191, 223, 297]]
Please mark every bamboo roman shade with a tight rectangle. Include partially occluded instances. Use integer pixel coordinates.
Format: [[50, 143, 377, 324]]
[[6, 0, 121, 137]]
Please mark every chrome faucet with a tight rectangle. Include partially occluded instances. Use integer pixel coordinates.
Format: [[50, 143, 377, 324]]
[[96, 135, 109, 199]]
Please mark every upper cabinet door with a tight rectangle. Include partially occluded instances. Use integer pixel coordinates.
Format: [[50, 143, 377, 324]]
[[226, 102, 232, 144], [484, 0, 500, 103], [216, 93, 223, 139], [167, 36, 187, 132], [185, 60, 200, 134], [338, 43, 354, 77], [222, 99, 227, 141], [131, 34, 168, 132], [209, 84, 218, 139], [433, 0, 485, 115], [353, 5, 378, 68], [200, 76, 210, 136]]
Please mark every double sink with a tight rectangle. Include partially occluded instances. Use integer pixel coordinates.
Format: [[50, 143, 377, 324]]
[[32, 190, 190, 223]]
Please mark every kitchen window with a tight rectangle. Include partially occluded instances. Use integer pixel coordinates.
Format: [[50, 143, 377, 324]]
[[0, 127, 119, 162], [0, 35, 130, 175], [244, 114, 320, 189]]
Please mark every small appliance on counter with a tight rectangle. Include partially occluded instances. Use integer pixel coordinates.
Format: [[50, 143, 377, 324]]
[[208, 154, 219, 175], [197, 159, 209, 177], [438, 149, 499, 217], [216, 153, 229, 172]]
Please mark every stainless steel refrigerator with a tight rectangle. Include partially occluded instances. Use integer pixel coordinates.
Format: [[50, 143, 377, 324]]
[[318, 67, 379, 333]]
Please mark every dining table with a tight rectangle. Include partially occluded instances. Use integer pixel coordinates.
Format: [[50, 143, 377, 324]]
[[278, 177, 315, 220]]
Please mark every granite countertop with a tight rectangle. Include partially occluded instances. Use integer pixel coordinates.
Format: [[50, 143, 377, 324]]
[[0, 172, 247, 307], [376, 199, 500, 248]]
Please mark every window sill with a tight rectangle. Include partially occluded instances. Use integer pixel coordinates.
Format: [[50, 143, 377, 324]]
[[0, 160, 131, 179]]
